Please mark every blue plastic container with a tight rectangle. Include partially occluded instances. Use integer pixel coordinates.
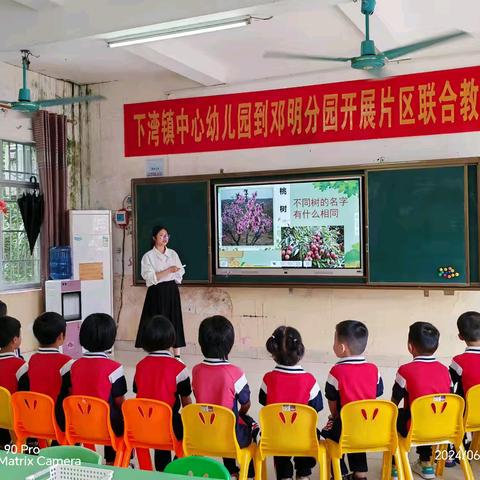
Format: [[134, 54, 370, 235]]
[[49, 246, 72, 280]]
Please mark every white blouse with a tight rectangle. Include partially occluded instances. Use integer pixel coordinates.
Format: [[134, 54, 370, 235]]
[[141, 247, 185, 287]]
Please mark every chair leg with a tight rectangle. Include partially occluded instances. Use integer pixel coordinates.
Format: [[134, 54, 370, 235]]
[[318, 447, 328, 480], [393, 450, 405, 480], [38, 439, 48, 449], [15, 437, 25, 454], [254, 454, 262, 480], [137, 448, 153, 470], [435, 444, 447, 476], [457, 445, 474, 480], [400, 448, 413, 480], [381, 452, 390, 480], [238, 452, 250, 480], [331, 457, 342, 480], [121, 447, 132, 468], [113, 444, 125, 468], [471, 432, 480, 453]]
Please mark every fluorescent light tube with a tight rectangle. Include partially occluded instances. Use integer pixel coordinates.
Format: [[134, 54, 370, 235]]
[[108, 16, 251, 48]]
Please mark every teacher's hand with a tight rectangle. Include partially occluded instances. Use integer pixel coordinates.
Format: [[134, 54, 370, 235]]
[[167, 266, 180, 273]]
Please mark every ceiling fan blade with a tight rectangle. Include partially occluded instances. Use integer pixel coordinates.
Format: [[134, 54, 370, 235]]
[[383, 30, 468, 60], [264, 51, 352, 62], [34, 95, 105, 108]]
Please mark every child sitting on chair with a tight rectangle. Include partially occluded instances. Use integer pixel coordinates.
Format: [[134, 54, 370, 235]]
[[321, 320, 383, 480], [450, 311, 480, 398], [58, 313, 127, 465], [392, 322, 451, 480], [134, 315, 192, 471], [0, 315, 28, 448], [29, 312, 74, 402], [259, 326, 323, 480], [192, 315, 257, 478]]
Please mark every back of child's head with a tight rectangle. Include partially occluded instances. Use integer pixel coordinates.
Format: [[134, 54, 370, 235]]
[[142, 315, 176, 352], [408, 321, 440, 355], [266, 326, 305, 366], [0, 316, 21, 348], [457, 311, 480, 343], [33, 312, 66, 347], [80, 313, 117, 352], [336, 320, 369, 355], [198, 315, 234, 359], [0, 300, 7, 317]]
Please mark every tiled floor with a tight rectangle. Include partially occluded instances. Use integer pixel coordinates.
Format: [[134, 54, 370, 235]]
[[116, 350, 480, 479]]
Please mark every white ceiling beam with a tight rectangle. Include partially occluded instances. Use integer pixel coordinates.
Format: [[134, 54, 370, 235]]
[[126, 44, 227, 86], [13, 0, 63, 10], [2, 0, 286, 50]]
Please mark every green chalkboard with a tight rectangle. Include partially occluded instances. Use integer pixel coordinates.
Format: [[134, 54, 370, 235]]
[[367, 166, 467, 284], [133, 181, 210, 283]]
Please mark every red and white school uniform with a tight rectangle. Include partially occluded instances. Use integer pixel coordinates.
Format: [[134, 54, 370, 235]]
[[450, 347, 480, 398], [192, 358, 255, 476], [260, 364, 323, 480], [134, 350, 191, 438], [29, 348, 74, 401], [392, 355, 452, 437], [323, 356, 383, 475], [60, 352, 127, 436], [0, 352, 29, 393]]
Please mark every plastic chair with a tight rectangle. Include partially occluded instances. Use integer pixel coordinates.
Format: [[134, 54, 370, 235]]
[[12, 391, 65, 450], [324, 400, 403, 480], [399, 394, 473, 480], [182, 404, 256, 480], [121, 398, 183, 470], [255, 403, 327, 480], [0, 386, 15, 443], [63, 395, 125, 466], [464, 384, 480, 454], [165, 456, 231, 479], [41, 445, 102, 464]]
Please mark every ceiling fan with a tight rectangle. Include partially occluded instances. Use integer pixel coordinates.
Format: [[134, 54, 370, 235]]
[[0, 50, 104, 112], [264, 0, 468, 76]]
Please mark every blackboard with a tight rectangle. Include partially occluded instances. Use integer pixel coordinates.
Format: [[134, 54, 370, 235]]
[[132, 162, 477, 287], [367, 166, 467, 284], [133, 181, 210, 283]]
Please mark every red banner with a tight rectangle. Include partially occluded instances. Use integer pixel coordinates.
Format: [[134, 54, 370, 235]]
[[124, 66, 480, 156]]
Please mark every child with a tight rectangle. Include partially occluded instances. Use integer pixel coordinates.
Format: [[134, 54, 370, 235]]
[[192, 315, 257, 478], [134, 315, 192, 471], [0, 301, 21, 359], [58, 313, 126, 464], [29, 312, 74, 402], [322, 320, 383, 480], [0, 301, 6, 317], [0, 316, 29, 447], [450, 311, 480, 398], [259, 326, 323, 480], [392, 322, 451, 480]]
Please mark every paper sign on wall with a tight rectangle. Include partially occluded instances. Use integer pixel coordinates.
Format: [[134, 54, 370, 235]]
[[146, 158, 165, 177], [79, 262, 104, 281]]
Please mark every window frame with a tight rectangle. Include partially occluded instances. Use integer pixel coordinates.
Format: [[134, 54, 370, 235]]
[[0, 139, 41, 291]]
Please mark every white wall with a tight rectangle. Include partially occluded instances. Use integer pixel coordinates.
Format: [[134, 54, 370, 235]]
[[0, 61, 83, 351], [86, 69, 480, 365]]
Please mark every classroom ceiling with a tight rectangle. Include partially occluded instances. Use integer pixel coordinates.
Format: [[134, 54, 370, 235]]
[[0, 0, 479, 87]]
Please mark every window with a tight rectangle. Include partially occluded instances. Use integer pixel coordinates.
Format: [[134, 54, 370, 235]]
[[0, 140, 40, 290]]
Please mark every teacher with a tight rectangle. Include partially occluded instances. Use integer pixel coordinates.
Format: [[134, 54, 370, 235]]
[[135, 225, 186, 357]]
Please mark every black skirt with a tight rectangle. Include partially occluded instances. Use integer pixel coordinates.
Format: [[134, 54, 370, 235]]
[[136, 280, 186, 348]]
